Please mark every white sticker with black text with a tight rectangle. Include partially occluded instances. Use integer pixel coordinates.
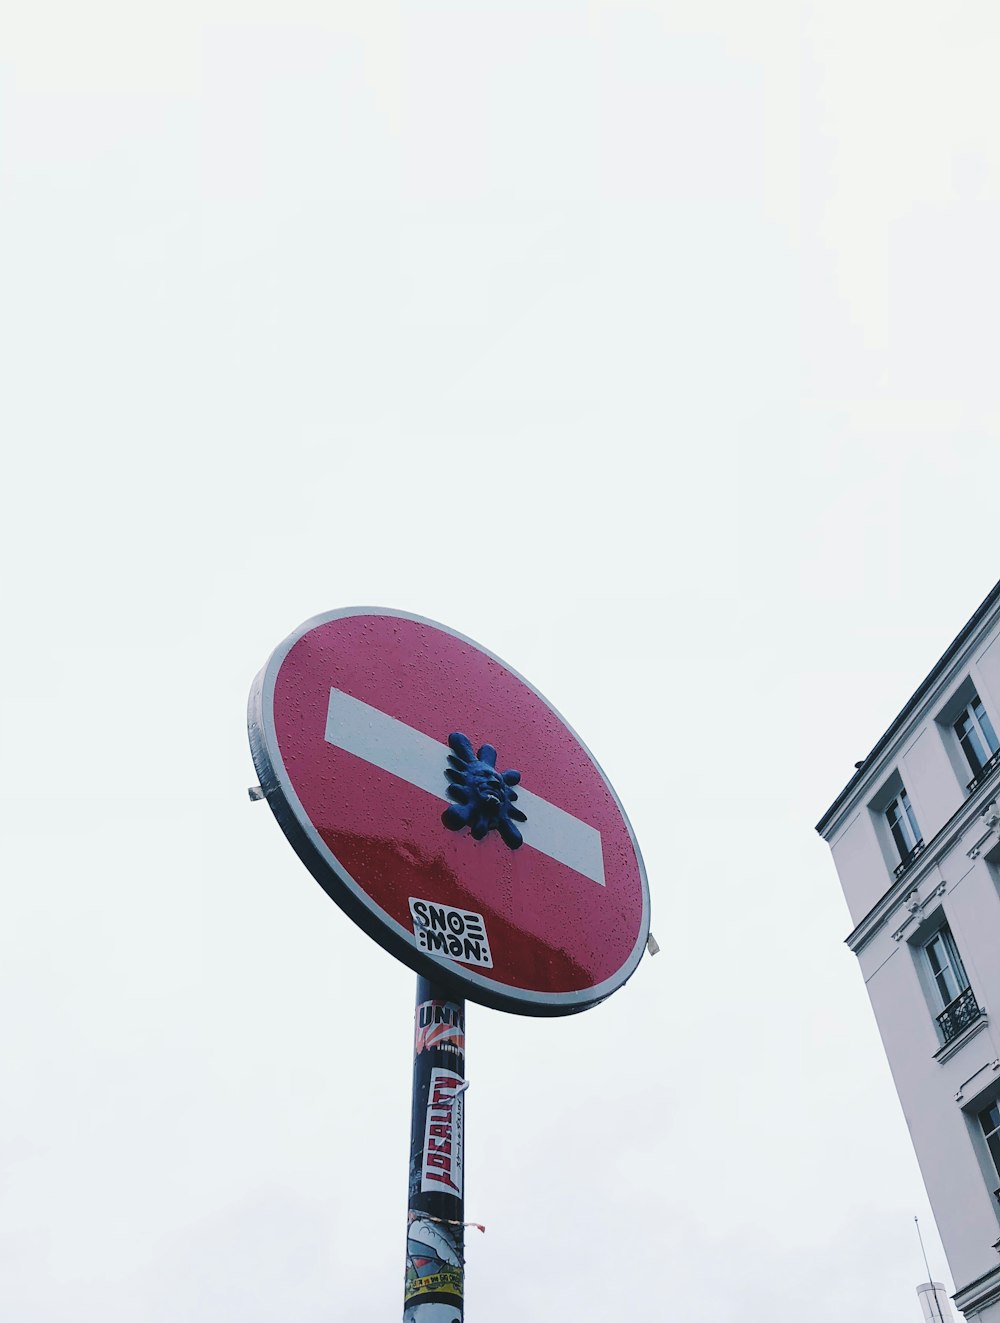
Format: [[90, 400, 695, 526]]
[[409, 898, 493, 968]]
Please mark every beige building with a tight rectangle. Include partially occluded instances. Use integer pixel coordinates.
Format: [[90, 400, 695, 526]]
[[817, 581, 1000, 1323]]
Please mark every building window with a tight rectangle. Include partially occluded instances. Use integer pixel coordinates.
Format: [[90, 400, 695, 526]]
[[954, 693, 1000, 791], [886, 789, 924, 877], [979, 1101, 1000, 1191], [922, 925, 981, 1045]]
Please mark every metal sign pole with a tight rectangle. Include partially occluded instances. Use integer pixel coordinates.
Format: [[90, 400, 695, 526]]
[[404, 975, 467, 1323]]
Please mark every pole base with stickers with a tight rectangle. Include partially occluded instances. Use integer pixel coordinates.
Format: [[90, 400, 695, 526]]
[[247, 609, 650, 1319]]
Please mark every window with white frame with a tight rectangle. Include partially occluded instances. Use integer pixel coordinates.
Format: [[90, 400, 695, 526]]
[[885, 788, 923, 869], [920, 923, 981, 1046], [979, 1100, 1000, 1189], [923, 926, 968, 1009], [954, 692, 1000, 786]]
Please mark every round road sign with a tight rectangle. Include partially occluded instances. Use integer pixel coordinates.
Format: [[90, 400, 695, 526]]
[[247, 609, 649, 1015]]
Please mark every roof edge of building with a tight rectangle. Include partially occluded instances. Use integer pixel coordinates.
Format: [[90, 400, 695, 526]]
[[815, 577, 1000, 838]]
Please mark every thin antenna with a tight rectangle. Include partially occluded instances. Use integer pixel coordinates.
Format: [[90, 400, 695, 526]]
[[915, 1217, 947, 1323]]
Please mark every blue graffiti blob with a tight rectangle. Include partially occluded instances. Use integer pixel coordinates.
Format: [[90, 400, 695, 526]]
[[441, 732, 527, 850]]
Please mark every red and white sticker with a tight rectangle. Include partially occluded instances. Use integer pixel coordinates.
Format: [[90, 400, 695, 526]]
[[421, 1068, 464, 1197], [415, 1001, 466, 1057]]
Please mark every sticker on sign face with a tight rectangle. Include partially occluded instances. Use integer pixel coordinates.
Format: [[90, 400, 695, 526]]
[[409, 899, 493, 968], [248, 608, 650, 1015]]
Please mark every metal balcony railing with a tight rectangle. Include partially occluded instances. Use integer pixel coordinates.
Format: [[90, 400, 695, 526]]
[[893, 839, 926, 880], [967, 748, 1000, 794], [937, 986, 982, 1045]]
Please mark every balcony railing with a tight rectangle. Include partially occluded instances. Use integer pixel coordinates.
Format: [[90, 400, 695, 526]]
[[937, 986, 982, 1045], [893, 839, 926, 880], [967, 748, 1000, 793]]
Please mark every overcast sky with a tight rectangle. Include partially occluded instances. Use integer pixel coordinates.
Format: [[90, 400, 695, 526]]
[[3, 1, 999, 1319]]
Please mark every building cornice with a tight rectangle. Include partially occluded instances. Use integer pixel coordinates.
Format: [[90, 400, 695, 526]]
[[816, 578, 1000, 839], [954, 1261, 1000, 1314], [845, 784, 1000, 954], [845, 867, 944, 954]]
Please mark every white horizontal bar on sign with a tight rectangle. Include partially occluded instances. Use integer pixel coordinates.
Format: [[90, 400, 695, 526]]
[[324, 687, 606, 886], [513, 786, 605, 887]]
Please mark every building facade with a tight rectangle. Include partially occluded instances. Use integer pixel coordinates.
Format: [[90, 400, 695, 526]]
[[817, 582, 1000, 1322]]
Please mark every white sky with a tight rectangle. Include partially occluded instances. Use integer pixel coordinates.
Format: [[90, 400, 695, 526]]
[[2, 1, 999, 1318]]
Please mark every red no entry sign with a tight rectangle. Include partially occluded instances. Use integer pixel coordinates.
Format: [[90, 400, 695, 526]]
[[248, 609, 649, 1014]]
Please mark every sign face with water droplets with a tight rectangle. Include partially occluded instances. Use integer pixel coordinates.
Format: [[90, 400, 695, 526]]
[[247, 608, 649, 1014]]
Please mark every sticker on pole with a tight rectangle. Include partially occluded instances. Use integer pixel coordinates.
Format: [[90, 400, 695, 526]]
[[421, 1068, 464, 1197], [247, 608, 650, 1015]]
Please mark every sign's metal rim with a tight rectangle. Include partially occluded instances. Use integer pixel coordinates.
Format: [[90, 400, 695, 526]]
[[247, 607, 650, 1016]]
